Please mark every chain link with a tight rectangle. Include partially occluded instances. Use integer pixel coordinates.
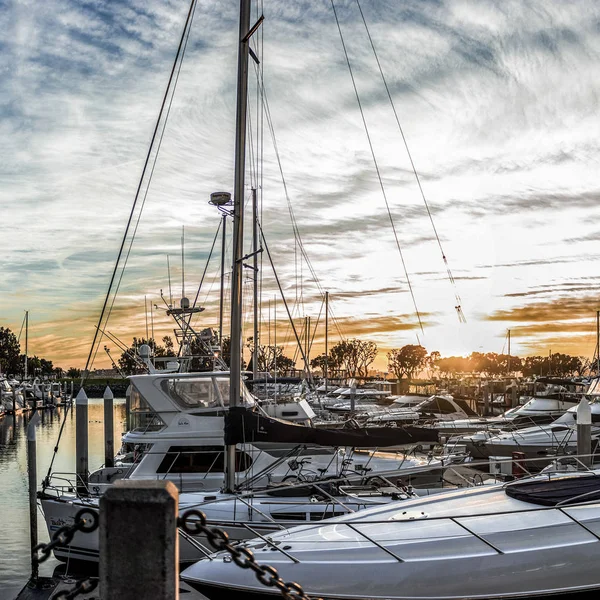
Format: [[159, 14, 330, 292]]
[[53, 577, 98, 600], [33, 508, 98, 565], [179, 509, 321, 600]]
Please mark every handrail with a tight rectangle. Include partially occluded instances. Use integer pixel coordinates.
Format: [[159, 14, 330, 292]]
[[344, 522, 404, 562]]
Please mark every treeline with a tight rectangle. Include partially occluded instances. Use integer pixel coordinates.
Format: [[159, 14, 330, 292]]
[[0, 326, 81, 379]]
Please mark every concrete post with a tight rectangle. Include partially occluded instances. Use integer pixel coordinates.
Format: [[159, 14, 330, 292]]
[[104, 386, 114, 468], [76, 388, 89, 496], [100, 480, 179, 600], [577, 398, 592, 469], [70, 380, 74, 402], [125, 385, 132, 432], [12, 388, 16, 414], [350, 380, 357, 413], [27, 412, 40, 580], [483, 383, 490, 416]]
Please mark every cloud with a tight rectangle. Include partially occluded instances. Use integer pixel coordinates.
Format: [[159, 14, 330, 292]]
[[3, 0, 600, 368]]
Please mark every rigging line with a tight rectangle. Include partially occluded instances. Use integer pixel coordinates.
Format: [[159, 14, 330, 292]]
[[183, 220, 222, 338], [17, 312, 26, 343], [82, 0, 199, 384], [330, 0, 423, 334], [354, 0, 465, 322], [259, 222, 313, 383], [256, 77, 346, 342], [94, 0, 198, 368], [309, 297, 325, 355]]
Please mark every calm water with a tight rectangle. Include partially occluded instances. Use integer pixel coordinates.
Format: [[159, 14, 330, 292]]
[[0, 400, 126, 600]]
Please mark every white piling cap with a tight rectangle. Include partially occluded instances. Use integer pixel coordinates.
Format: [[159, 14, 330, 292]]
[[76, 387, 89, 405], [27, 412, 41, 442], [577, 398, 592, 425], [103, 386, 114, 400]]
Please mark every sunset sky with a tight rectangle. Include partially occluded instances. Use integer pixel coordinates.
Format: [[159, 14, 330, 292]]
[[2, 0, 600, 372]]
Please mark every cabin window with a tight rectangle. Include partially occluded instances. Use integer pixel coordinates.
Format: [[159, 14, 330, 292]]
[[215, 377, 255, 407], [156, 445, 253, 473], [161, 377, 221, 409], [129, 386, 165, 432]]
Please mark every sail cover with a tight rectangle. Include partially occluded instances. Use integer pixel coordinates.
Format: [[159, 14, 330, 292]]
[[224, 406, 439, 447], [505, 474, 600, 506]]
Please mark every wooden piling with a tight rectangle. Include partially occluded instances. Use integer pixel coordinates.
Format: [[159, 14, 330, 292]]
[[76, 388, 89, 496], [100, 480, 179, 600], [27, 413, 40, 580], [104, 386, 114, 468]]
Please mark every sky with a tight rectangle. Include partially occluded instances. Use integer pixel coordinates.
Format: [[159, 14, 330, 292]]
[[2, 0, 600, 372]]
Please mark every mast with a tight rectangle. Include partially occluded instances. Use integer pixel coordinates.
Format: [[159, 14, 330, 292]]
[[24, 310, 29, 380], [226, 0, 252, 493], [597, 310, 599, 376], [219, 213, 227, 349], [325, 291, 329, 390], [507, 329, 511, 374], [252, 187, 259, 381]]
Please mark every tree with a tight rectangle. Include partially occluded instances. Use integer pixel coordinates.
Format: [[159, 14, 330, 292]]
[[0, 327, 21, 375], [246, 337, 295, 374], [66, 367, 81, 379], [329, 339, 378, 378], [387, 345, 428, 380]]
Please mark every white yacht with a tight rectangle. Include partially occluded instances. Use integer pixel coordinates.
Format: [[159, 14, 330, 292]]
[[39, 369, 445, 563], [181, 468, 600, 599], [460, 400, 600, 461]]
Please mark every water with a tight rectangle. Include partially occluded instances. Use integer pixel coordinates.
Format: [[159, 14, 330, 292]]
[[0, 399, 126, 600]]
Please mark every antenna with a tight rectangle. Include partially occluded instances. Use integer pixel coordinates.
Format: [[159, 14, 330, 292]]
[[145, 295, 149, 340], [167, 255, 173, 307]]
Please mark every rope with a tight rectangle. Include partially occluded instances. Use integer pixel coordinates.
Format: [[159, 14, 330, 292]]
[[331, 0, 423, 333], [355, 0, 465, 323]]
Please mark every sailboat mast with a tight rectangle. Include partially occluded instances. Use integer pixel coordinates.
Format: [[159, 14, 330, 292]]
[[597, 310, 599, 376], [325, 291, 329, 390], [219, 213, 227, 348], [226, 0, 252, 493], [252, 187, 259, 381], [24, 310, 29, 380]]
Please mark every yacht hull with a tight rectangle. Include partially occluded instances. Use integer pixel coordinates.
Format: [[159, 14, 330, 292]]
[[181, 479, 600, 600]]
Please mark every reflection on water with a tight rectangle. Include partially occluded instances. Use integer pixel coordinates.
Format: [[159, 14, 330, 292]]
[[0, 400, 125, 600]]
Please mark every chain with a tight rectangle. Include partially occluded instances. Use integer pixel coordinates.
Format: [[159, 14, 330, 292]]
[[53, 578, 98, 599], [33, 508, 98, 565], [179, 509, 321, 600]]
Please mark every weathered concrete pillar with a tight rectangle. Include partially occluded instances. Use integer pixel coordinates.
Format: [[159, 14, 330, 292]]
[[104, 386, 114, 468], [577, 398, 592, 469], [76, 388, 89, 496], [100, 480, 179, 600]]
